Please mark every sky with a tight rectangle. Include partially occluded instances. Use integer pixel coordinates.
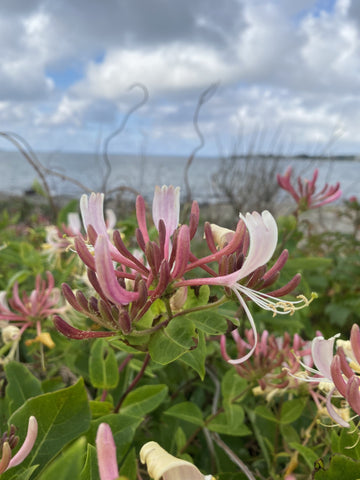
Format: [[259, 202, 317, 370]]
[[0, 0, 360, 156]]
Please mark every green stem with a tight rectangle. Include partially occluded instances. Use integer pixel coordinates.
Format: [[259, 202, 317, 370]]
[[114, 353, 150, 413], [172, 295, 228, 319]]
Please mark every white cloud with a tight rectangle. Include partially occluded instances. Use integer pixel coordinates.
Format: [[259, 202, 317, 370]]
[[0, 0, 359, 155]]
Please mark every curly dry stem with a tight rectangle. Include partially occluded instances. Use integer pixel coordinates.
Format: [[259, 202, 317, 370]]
[[184, 82, 219, 203], [0, 131, 58, 214], [102, 83, 149, 193]]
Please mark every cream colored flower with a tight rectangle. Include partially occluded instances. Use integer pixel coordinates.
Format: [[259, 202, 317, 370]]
[[140, 441, 214, 480]]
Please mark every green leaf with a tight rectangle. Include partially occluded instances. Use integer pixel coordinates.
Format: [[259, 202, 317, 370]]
[[207, 405, 250, 436], [86, 413, 141, 446], [188, 311, 228, 335], [8, 379, 91, 478], [280, 398, 307, 424], [332, 424, 360, 460], [0, 465, 39, 480], [120, 447, 137, 480], [5, 361, 43, 414], [40, 437, 86, 480], [174, 427, 187, 452], [254, 405, 278, 423], [89, 400, 114, 418], [89, 339, 119, 389], [164, 402, 204, 426], [221, 370, 248, 424], [280, 424, 300, 445], [121, 385, 168, 417], [180, 331, 206, 379], [80, 444, 98, 480], [183, 285, 210, 308], [149, 317, 197, 364], [325, 303, 352, 327], [290, 442, 319, 469], [313, 454, 360, 479]]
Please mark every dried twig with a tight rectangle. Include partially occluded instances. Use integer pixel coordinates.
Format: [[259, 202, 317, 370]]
[[211, 432, 257, 480], [102, 83, 149, 192], [0, 131, 58, 214], [184, 83, 219, 203]]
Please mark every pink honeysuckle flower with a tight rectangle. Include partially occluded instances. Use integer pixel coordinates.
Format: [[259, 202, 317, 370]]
[[56, 186, 198, 339], [178, 211, 311, 364], [221, 328, 312, 391], [96, 423, 119, 480], [326, 324, 360, 427], [296, 332, 356, 428], [0, 416, 38, 473], [56, 186, 306, 369], [0, 272, 66, 341], [277, 166, 342, 211]]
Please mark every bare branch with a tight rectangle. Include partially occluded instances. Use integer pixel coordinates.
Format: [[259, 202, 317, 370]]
[[211, 432, 257, 480], [0, 131, 93, 197], [184, 83, 219, 203], [0, 131, 58, 215], [102, 83, 149, 192]]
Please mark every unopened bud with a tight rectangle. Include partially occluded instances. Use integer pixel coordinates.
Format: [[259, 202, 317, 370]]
[[2, 326, 20, 344]]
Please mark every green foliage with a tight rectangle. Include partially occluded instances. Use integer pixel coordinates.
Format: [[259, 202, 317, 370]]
[[0, 194, 358, 480], [89, 339, 119, 389]]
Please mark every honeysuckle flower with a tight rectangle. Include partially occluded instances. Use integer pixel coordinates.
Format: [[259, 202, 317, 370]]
[[221, 328, 312, 391], [294, 331, 360, 428], [178, 211, 311, 364], [0, 272, 65, 345], [140, 441, 214, 480], [55, 186, 306, 371], [56, 186, 198, 339], [277, 166, 342, 212], [323, 324, 360, 427], [0, 272, 64, 330], [96, 423, 119, 480], [0, 416, 38, 473]]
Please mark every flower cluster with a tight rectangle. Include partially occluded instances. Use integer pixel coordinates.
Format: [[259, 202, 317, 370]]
[[221, 328, 312, 393], [277, 166, 342, 212], [0, 272, 65, 347], [55, 186, 311, 363]]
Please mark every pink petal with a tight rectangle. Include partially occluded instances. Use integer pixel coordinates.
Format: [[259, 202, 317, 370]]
[[325, 387, 350, 428], [152, 185, 180, 259], [80, 193, 108, 236], [227, 288, 258, 365], [152, 185, 180, 236], [95, 235, 139, 305], [178, 211, 278, 288], [347, 375, 360, 416], [311, 334, 339, 381]]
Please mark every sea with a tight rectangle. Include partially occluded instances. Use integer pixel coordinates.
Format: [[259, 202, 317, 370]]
[[0, 150, 358, 203]]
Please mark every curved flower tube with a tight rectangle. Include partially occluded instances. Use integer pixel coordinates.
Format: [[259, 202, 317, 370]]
[[0, 416, 38, 473], [140, 441, 213, 480], [96, 423, 119, 480]]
